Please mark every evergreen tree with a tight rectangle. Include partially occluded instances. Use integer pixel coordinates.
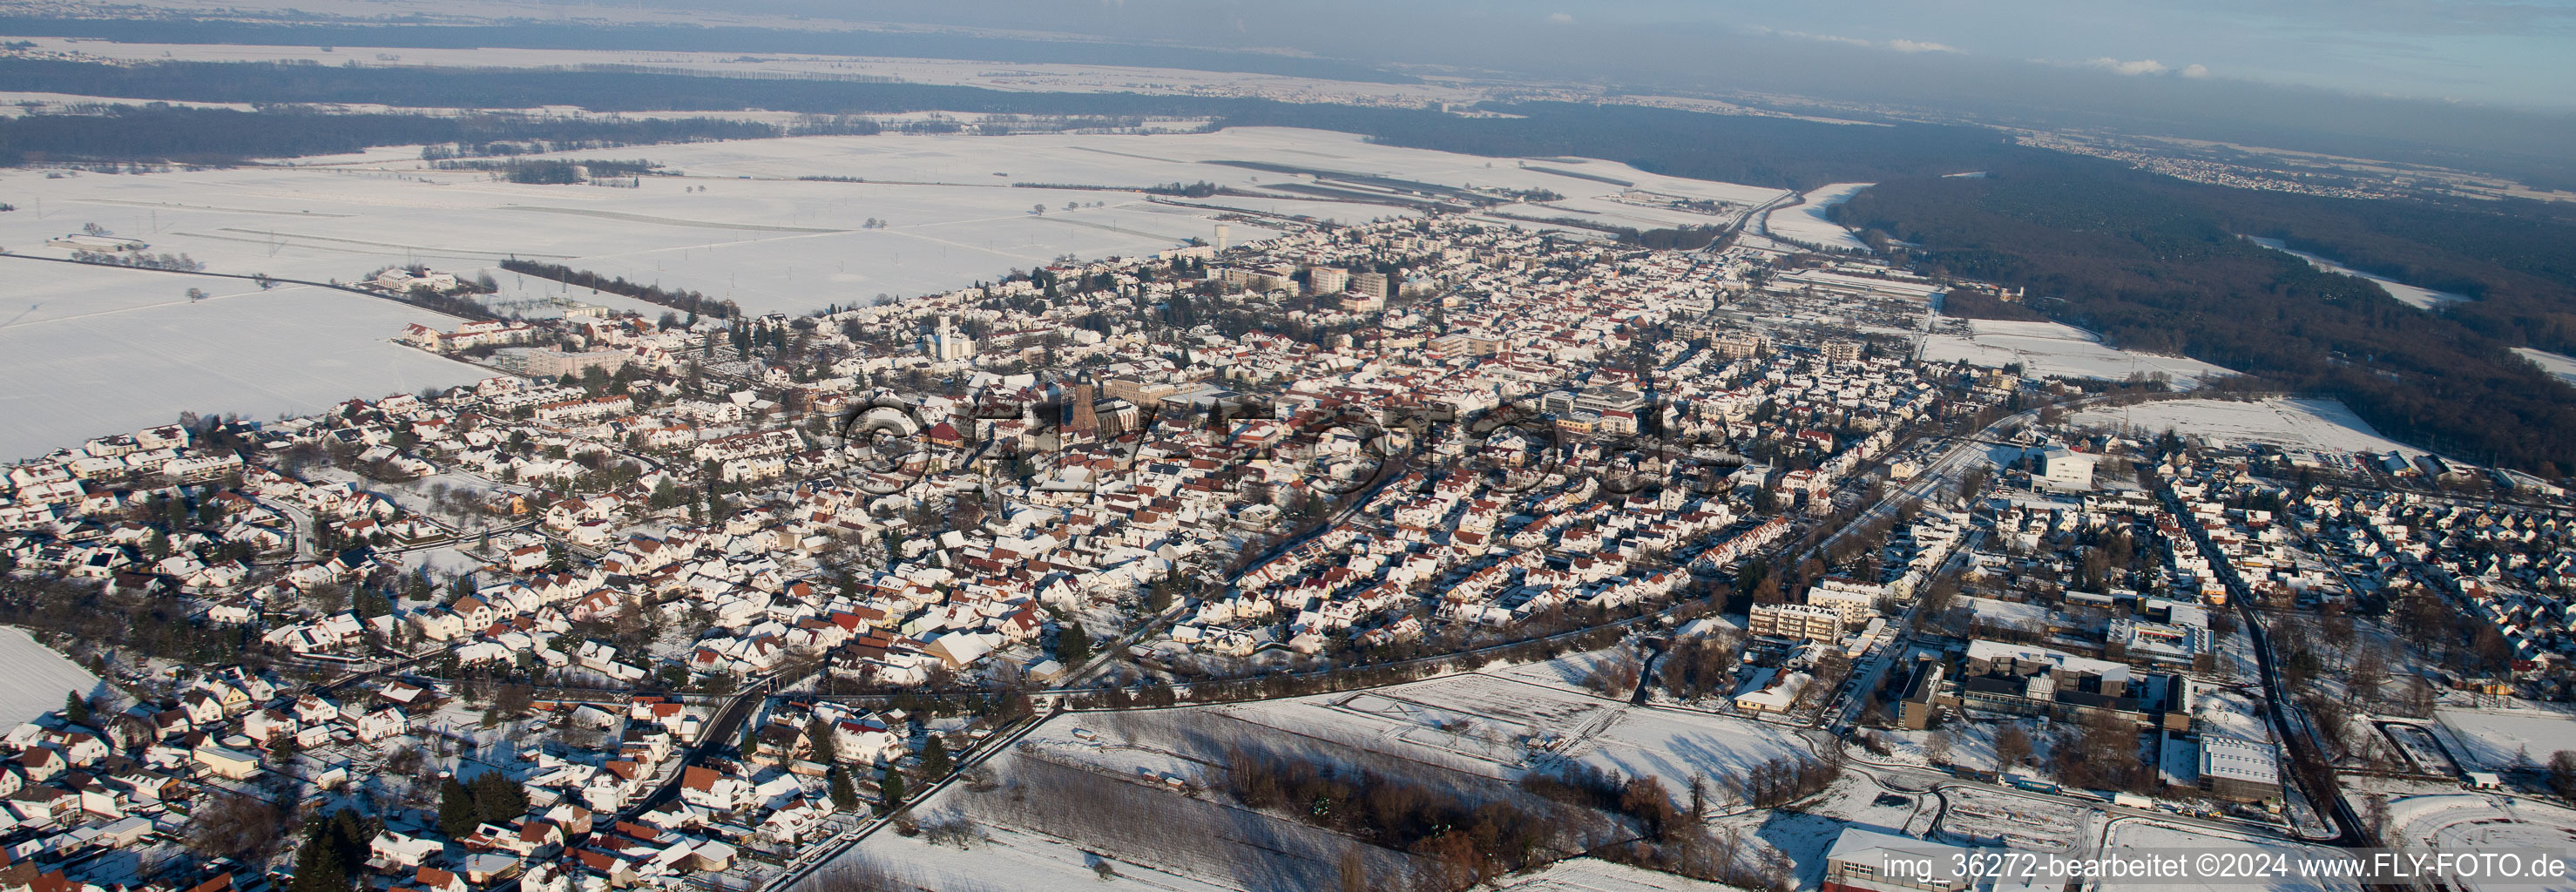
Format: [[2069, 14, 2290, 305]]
[[285, 809, 372, 892], [807, 717, 838, 764], [61, 691, 89, 726], [918, 734, 951, 780], [436, 777, 477, 837], [470, 771, 528, 825], [876, 771, 905, 814], [828, 767, 858, 812], [1056, 622, 1092, 667]]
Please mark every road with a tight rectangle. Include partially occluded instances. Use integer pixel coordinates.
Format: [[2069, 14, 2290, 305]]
[[754, 706, 1055, 892], [2154, 477, 2361, 846]]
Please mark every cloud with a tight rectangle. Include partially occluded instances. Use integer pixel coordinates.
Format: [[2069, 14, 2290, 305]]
[[2180, 64, 2211, 78], [1749, 27, 1964, 55], [2085, 57, 2172, 76], [1767, 29, 1877, 48], [1546, 11, 1572, 24]]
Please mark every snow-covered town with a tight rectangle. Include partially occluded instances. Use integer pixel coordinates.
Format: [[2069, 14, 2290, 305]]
[[0, 40, 2573, 889]]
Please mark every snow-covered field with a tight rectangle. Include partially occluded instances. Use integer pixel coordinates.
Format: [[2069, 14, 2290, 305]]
[[1565, 708, 1814, 805], [0, 127, 1780, 314], [2071, 398, 2414, 457], [0, 627, 108, 726], [1761, 182, 1873, 251], [2375, 793, 2576, 892], [2246, 238, 2468, 310], [0, 260, 487, 460], [2515, 348, 2576, 388], [1492, 857, 1740, 891], [0, 126, 1782, 459], [2434, 705, 2576, 770], [1919, 319, 2235, 388], [2100, 820, 2361, 892]]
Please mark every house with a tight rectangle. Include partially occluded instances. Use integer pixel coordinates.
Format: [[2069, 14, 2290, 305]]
[[676, 766, 751, 811], [191, 746, 262, 780], [371, 830, 443, 868]]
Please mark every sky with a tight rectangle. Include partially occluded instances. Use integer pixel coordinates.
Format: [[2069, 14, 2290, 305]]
[[720, 0, 2576, 112], [1476, 0, 2576, 110]]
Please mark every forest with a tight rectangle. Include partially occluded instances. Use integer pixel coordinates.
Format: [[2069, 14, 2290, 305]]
[[1834, 152, 2576, 471], [0, 60, 2029, 190], [0, 103, 778, 166], [0, 17, 1415, 84]]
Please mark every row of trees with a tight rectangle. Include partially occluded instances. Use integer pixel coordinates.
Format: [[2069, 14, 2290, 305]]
[[498, 259, 738, 320]]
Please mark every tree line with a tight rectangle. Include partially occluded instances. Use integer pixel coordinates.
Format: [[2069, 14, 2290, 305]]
[[498, 259, 738, 320]]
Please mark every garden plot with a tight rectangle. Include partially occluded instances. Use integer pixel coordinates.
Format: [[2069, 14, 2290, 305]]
[[2434, 705, 2576, 770], [1919, 319, 2235, 389], [2072, 398, 2414, 457], [0, 627, 109, 726], [0, 261, 484, 461], [2100, 820, 2360, 892], [1938, 787, 2086, 851]]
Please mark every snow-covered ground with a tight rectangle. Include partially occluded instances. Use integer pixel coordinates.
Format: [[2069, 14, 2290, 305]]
[[2434, 704, 2576, 770], [1761, 182, 1873, 251], [2100, 819, 2361, 892], [1565, 708, 1814, 806], [0, 126, 1782, 460], [2515, 347, 2576, 389], [0, 627, 109, 726], [1919, 319, 2235, 389], [0, 128, 1778, 314], [1491, 856, 1741, 890], [2246, 238, 2468, 311], [2072, 398, 2415, 457], [2375, 793, 2576, 892], [0, 260, 487, 461]]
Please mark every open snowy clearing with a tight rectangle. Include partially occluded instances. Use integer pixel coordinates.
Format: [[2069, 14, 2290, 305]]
[[1491, 856, 1741, 891], [2376, 794, 2576, 892], [2247, 238, 2468, 311], [0, 260, 487, 461], [0, 627, 109, 726], [2100, 820, 2360, 892], [1564, 708, 1815, 807], [2071, 398, 2415, 457], [2, 127, 1780, 324], [2433, 705, 2576, 770], [1919, 319, 2235, 389], [1761, 182, 1872, 251], [2515, 348, 2576, 389]]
